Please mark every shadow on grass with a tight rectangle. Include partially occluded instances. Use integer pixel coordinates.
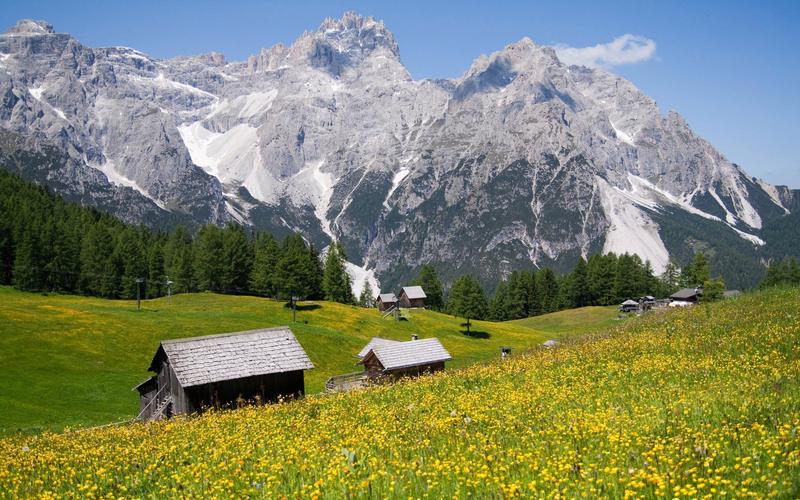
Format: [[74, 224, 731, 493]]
[[460, 326, 490, 339], [284, 302, 322, 311]]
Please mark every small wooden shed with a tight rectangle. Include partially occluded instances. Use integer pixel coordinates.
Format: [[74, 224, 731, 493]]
[[134, 326, 314, 421], [619, 299, 639, 312], [358, 337, 451, 379], [398, 286, 427, 308], [376, 293, 398, 312]]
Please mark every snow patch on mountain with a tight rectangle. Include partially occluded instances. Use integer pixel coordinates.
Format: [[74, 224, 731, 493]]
[[178, 122, 280, 203], [208, 89, 278, 120], [27, 86, 68, 121], [345, 261, 380, 298], [756, 178, 789, 214], [384, 166, 410, 208], [311, 160, 334, 239], [609, 119, 635, 146], [708, 189, 738, 225], [727, 225, 765, 246], [597, 177, 669, 273], [87, 158, 166, 209]]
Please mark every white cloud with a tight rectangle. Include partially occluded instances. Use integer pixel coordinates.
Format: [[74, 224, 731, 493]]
[[554, 34, 656, 69]]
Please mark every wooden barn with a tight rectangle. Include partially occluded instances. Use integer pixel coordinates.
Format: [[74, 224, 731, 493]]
[[398, 286, 427, 308], [376, 293, 398, 312], [619, 299, 639, 313], [134, 327, 314, 421], [358, 336, 451, 379]]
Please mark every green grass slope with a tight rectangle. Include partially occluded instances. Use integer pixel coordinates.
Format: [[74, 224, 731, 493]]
[[1, 288, 797, 497], [0, 286, 608, 433], [508, 305, 619, 335]]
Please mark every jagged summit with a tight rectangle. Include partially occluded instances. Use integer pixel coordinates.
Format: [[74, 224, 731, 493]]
[[311, 11, 399, 59], [4, 19, 55, 36]]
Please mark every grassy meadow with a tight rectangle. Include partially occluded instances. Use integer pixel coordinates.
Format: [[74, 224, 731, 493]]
[[0, 288, 797, 497], [0, 286, 618, 433]]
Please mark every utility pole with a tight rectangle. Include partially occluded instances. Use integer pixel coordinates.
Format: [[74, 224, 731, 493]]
[[136, 277, 145, 311], [165, 276, 174, 305]]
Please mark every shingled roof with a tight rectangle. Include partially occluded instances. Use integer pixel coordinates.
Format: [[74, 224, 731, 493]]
[[671, 288, 701, 300], [148, 327, 314, 388], [377, 293, 398, 303], [400, 286, 427, 300], [361, 337, 451, 371], [357, 337, 402, 358]]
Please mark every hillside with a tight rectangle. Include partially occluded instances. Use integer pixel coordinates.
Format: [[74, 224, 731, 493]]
[[508, 305, 618, 334], [0, 286, 619, 433], [1, 288, 797, 496]]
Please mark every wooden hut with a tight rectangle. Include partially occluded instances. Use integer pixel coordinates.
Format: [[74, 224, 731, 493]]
[[619, 299, 639, 313], [358, 337, 451, 379], [134, 327, 314, 421], [670, 287, 702, 304], [398, 286, 427, 308], [376, 293, 398, 312]]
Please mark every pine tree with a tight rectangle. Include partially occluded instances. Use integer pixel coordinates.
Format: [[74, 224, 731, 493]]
[[505, 271, 525, 319], [701, 277, 725, 302], [412, 264, 445, 310], [147, 239, 165, 298], [660, 257, 681, 294], [570, 257, 591, 307], [250, 232, 280, 297], [80, 224, 113, 296], [0, 216, 12, 285], [221, 224, 253, 294], [322, 242, 354, 303], [194, 224, 225, 292], [789, 257, 800, 285], [306, 242, 325, 300], [359, 279, 375, 308], [489, 280, 511, 321], [682, 252, 710, 287], [12, 226, 43, 291], [164, 226, 194, 293], [116, 228, 147, 299], [693, 252, 711, 285], [276, 234, 316, 300], [536, 268, 559, 313], [448, 275, 488, 335]]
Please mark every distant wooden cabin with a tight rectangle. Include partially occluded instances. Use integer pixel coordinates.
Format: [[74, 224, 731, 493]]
[[620, 299, 639, 313], [134, 327, 313, 421], [358, 336, 451, 379], [670, 287, 702, 304], [376, 293, 398, 312], [398, 286, 427, 308]]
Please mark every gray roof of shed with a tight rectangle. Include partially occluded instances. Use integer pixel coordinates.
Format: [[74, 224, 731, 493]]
[[671, 288, 701, 300], [621, 299, 639, 306], [377, 293, 398, 303], [362, 337, 451, 371], [357, 337, 402, 358], [400, 286, 427, 300], [151, 327, 314, 388]]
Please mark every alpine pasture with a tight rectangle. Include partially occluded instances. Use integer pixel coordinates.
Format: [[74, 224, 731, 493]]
[[0, 288, 798, 497], [0, 286, 615, 433]]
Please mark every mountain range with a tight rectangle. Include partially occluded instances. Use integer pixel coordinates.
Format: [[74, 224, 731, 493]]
[[0, 13, 797, 291]]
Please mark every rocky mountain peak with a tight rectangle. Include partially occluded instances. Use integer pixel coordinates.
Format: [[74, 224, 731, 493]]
[[4, 19, 55, 36], [311, 11, 399, 59]]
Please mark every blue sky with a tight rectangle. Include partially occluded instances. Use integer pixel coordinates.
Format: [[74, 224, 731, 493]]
[[3, 0, 798, 187]]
